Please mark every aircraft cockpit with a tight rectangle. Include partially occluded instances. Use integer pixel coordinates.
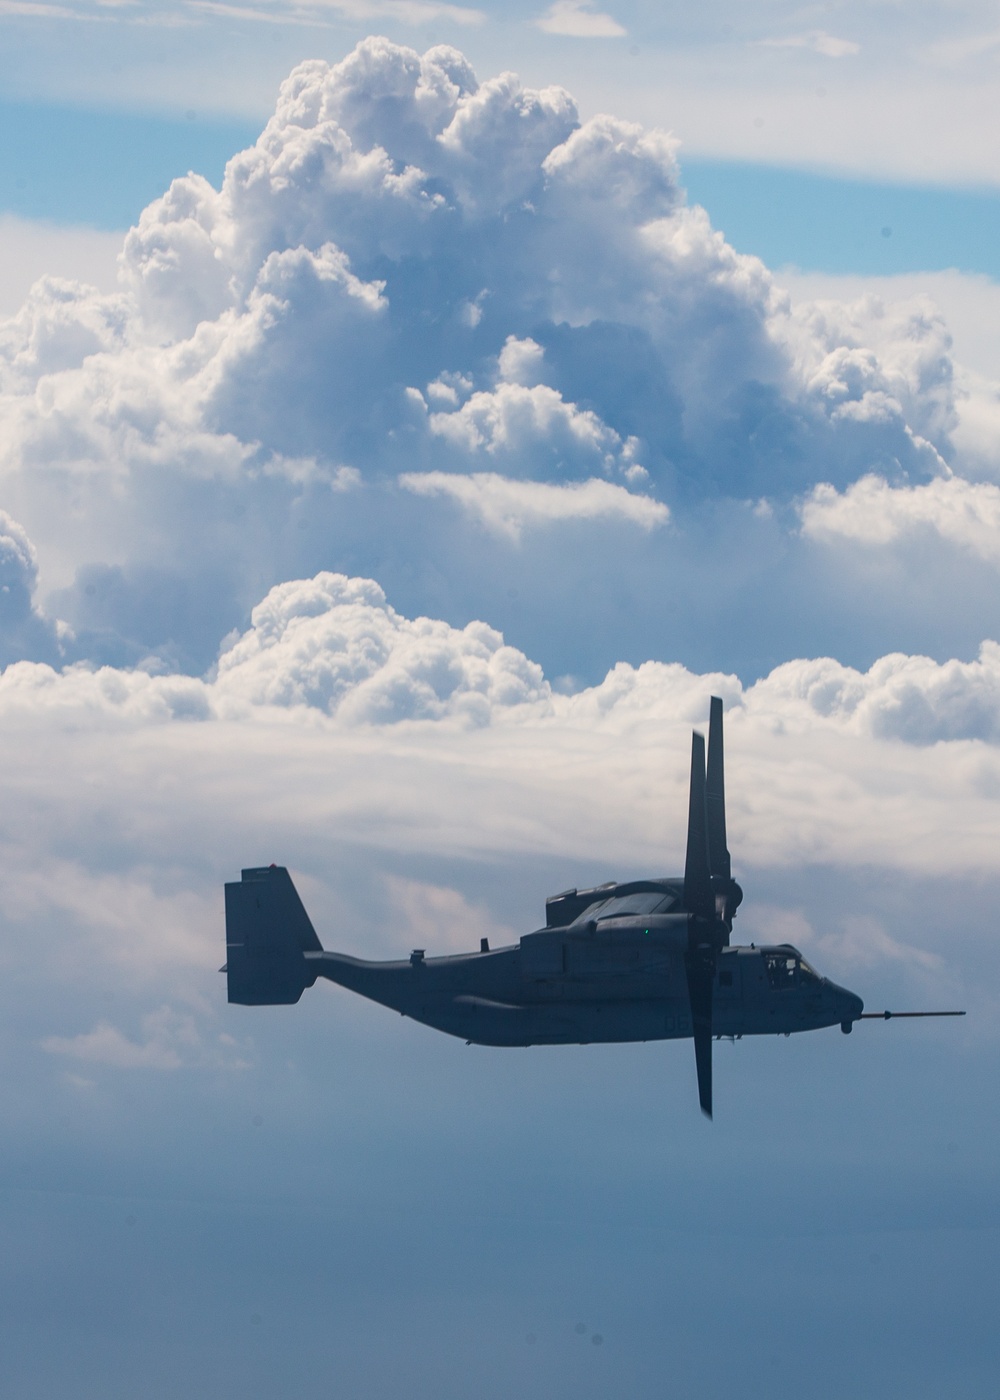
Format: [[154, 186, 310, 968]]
[[762, 946, 822, 989]]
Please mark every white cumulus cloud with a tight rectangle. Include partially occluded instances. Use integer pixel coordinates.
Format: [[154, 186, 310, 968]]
[[800, 475, 1000, 566], [212, 571, 552, 723], [398, 471, 667, 539], [0, 36, 995, 683], [6, 567, 1000, 757]]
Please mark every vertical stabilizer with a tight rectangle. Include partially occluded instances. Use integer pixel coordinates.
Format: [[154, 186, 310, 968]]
[[224, 866, 321, 1005]]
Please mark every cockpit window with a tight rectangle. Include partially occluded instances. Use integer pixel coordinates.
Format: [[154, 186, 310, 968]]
[[571, 892, 676, 925], [763, 952, 820, 988], [764, 953, 797, 988]]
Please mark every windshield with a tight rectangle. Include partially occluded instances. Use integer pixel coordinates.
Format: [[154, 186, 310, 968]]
[[571, 892, 676, 925]]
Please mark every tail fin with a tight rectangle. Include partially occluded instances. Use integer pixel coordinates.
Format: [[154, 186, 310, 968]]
[[224, 866, 322, 1005]]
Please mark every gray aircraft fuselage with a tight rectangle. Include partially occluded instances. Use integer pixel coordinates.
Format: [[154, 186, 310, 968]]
[[297, 903, 863, 1047]]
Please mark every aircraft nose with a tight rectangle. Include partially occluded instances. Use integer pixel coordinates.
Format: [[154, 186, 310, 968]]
[[831, 985, 864, 1024], [825, 980, 863, 1023], [844, 991, 864, 1021]]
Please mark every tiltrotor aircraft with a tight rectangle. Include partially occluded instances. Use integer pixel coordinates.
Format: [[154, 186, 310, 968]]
[[224, 698, 963, 1116]]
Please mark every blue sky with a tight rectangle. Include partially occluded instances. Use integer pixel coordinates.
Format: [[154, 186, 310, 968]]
[[1, 7, 999, 1399], [3, 100, 1000, 277]]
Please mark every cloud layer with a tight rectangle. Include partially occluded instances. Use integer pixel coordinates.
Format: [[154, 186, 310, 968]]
[[5, 567, 1000, 868]]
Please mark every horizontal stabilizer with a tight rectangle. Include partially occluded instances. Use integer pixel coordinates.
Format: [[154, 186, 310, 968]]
[[224, 865, 321, 1005]]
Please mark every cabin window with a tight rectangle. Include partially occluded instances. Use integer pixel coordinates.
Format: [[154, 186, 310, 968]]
[[719, 970, 733, 988]]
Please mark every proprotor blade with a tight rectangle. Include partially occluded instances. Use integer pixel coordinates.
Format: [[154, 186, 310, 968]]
[[683, 731, 714, 923], [706, 696, 731, 883], [683, 729, 716, 1117], [685, 951, 714, 1119]]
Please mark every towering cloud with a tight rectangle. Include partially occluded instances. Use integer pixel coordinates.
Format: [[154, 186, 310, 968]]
[[0, 37, 994, 679]]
